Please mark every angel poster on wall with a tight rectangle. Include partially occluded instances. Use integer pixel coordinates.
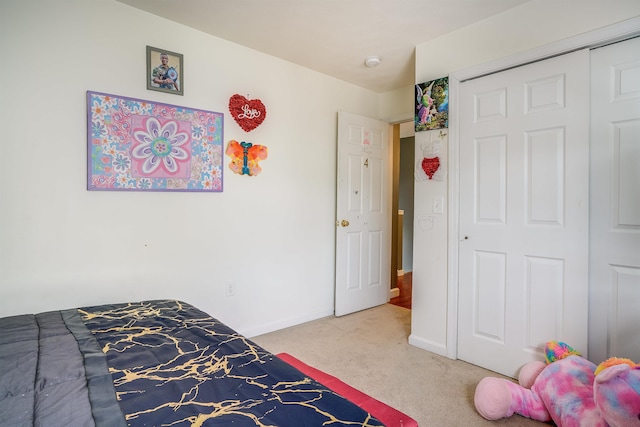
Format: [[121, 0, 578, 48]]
[[415, 77, 448, 132]]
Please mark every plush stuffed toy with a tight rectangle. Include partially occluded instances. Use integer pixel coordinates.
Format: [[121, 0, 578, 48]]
[[474, 341, 640, 426]]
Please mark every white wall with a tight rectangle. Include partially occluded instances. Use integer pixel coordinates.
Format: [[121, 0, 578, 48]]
[[380, 85, 414, 124], [410, 1, 640, 356], [0, 0, 407, 337]]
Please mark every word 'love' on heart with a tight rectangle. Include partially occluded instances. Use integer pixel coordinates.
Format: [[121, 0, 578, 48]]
[[229, 94, 267, 132]]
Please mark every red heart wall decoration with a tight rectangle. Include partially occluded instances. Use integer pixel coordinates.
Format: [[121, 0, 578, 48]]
[[422, 156, 440, 180], [229, 94, 267, 132]]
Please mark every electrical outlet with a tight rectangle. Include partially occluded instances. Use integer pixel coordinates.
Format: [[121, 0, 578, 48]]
[[225, 282, 235, 297]]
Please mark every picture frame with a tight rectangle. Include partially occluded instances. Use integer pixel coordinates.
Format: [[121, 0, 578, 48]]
[[87, 91, 224, 192], [415, 77, 449, 132], [146, 46, 184, 96]]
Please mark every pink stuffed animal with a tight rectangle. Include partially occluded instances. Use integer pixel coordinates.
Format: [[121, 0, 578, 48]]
[[474, 341, 640, 426]]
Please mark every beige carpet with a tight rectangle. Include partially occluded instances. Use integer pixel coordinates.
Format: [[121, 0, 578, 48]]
[[252, 303, 546, 426]]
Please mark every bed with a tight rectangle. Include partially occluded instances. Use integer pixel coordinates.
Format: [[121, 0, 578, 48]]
[[1, 299, 393, 426]]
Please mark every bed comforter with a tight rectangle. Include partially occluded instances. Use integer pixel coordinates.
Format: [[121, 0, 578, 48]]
[[0, 300, 384, 427]]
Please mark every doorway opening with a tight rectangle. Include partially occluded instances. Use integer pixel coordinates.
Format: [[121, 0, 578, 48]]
[[390, 121, 415, 310]]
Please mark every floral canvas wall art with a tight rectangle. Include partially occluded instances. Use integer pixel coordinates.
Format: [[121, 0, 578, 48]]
[[87, 91, 224, 192]]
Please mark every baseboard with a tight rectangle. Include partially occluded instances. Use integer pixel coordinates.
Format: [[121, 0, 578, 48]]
[[389, 287, 400, 298], [408, 333, 450, 358], [242, 307, 334, 338]]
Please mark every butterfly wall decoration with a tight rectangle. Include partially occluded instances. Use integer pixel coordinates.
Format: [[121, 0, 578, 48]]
[[225, 140, 268, 176]]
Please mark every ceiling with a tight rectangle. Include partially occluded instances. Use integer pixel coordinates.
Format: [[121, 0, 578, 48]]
[[117, 0, 530, 93]]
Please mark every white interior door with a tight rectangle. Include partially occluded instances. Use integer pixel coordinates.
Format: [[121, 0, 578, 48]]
[[335, 111, 391, 317], [589, 36, 640, 363], [457, 50, 590, 377]]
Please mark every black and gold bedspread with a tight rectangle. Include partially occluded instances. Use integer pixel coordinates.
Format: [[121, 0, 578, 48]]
[[76, 300, 384, 427]]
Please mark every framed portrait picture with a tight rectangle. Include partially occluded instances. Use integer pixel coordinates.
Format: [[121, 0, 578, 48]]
[[146, 46, 183, 96]]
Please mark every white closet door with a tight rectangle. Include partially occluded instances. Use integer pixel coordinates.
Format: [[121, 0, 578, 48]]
[[589, 36, 640, 364], [458, 50, 590, 377]]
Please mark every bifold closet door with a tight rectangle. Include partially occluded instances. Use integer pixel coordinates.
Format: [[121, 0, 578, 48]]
[[457, 49, 590, 377], [589, 36, 640, 364]]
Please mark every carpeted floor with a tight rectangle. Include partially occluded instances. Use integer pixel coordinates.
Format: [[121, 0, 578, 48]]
[[252, 303, 546, 426]]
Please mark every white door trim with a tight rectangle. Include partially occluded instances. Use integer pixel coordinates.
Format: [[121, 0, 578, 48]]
[[446, 17, 640, 360], [453, 17, 640, 83]]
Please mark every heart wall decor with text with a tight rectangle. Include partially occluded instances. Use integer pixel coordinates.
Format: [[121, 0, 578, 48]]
[[229, 94, 267, 132]]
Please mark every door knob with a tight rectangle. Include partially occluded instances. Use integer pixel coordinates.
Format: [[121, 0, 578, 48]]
[[341, 220, 350, 227]]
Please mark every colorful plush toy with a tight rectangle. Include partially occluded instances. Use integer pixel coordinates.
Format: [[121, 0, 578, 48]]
[[474, 341, 640, 426]]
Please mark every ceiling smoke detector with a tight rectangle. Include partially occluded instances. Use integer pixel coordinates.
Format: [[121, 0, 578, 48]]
[[364, 56, 381, 67]]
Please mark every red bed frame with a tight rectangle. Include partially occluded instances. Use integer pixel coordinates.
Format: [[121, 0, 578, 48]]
[[277, 353, 418, 427]]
